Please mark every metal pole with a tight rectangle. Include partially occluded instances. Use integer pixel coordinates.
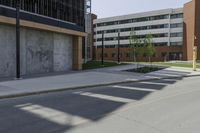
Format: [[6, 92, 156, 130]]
[[118, 30, 120, 64], [16, 0, 21, 79], [101, 32, 104, 65], [193, 46, 197, 71]]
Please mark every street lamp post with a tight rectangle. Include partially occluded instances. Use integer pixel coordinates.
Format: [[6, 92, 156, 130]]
[[16, 0, 21, 79], [101, 31, 104, 66], [117, 30, 120, 64]]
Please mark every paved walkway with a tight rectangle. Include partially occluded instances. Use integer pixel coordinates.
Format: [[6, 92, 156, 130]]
[[0, 64, 200, 99]]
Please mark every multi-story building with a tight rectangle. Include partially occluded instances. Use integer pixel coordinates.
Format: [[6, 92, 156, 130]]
[[94, 8, 184, 62], [0, 0, 86, 78], [93, 0, 200, 62]]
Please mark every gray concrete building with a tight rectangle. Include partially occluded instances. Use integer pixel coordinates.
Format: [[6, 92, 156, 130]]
[[94, 8, 184, 61], [0, 1, 86, 78]]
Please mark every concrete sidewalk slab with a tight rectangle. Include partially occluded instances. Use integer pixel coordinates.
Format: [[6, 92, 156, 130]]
[[0, 64, 200, 99], [0, 71, 149, 99]]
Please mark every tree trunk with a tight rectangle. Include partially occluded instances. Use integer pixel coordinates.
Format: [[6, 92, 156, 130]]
[[148, 56, 151, 63], [133, 48, 136, 62]]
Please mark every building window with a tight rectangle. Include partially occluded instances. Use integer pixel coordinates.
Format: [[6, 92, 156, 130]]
[[119, 19, 132, 24], [96, 24, 169, 34], [169, 52, 183, 60], [97, 31, 103, 34], [120, 28, 132, 32], [171, 13, 183, 19], [96, 14, 169, 27], [170, 23, 183, 28], [120, 44, 129, 48], [97, 33, 169, 42], [170, 42, 183, 46], [170, 32, 183, 37], [105, 45, 116, 48], [154, 42, 168, 46], [97, 38, 102, 42]]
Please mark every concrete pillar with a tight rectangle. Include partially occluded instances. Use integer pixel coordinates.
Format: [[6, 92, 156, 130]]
[[73, 36, 83, 70]]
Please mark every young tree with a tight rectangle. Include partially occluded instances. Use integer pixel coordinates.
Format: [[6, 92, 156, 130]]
[[143, 34, 156, 63], [129, 30, 142, 63]]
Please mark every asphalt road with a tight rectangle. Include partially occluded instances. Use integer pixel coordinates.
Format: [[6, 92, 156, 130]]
[[0, 76, 200, 133]]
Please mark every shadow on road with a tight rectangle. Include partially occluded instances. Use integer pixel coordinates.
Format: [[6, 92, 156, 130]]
[[0, 70, 189, 133]]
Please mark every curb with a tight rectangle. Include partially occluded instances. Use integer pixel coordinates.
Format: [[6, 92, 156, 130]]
[[1, 74, 200, 100]]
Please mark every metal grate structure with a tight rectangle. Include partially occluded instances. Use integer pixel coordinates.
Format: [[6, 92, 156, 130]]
[[0, 0, 85, 26], [84, 0, 92, 62]]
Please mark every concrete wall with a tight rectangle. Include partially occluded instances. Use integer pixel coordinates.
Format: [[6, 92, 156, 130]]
[[0, 24, 73, 78], [0, 24, 16, 77]]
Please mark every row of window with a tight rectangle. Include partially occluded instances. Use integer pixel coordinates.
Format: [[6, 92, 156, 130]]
[[100, 43, 178, 48], [96, 23, 183, 34], [96, 32, 183, 42], [170, 23, 183, 28], [96, 13, 183, 27], [170, 32, 183, 37], [96, 42, 182, 48], [99, 52, 183, 60], [170, 42, 182, 46]]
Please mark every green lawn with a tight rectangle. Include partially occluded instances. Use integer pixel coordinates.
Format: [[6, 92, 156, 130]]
[[143, 62, 200, 69], [83, 61, 200, 70], [83, 61, 127, 70]]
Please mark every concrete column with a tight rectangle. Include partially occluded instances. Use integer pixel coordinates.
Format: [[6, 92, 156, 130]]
[[73, 36, 83, 70]]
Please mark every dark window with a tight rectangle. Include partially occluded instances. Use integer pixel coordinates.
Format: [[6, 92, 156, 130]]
[[171, 13, 183, 19], [171, 23, 183, 28], [120, 28, 132, 32], [97, 31, 103, 34], [154, 42, 168, 46], [97, 33, 169, 42], [170, 42, 183, 46], [169, 52, 183, 60], [96, 24, 169, 34], [170, 32, 183, 37], [119, 19, 132, 24], [96, 15, 169, 27], [97, 38, 102, 42], [120, 44, 129, 48], [105, 45, 116, 48]]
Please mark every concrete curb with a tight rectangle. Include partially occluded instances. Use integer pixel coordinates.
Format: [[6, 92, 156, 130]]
[[1, 74, 200, 100]]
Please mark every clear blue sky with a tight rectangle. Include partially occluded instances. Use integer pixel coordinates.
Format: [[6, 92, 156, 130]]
[[92, 0, 191, 18]]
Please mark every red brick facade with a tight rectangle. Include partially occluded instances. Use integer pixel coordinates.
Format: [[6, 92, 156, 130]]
[[95, 46, 183, 62], [183, 0, 200, 60]]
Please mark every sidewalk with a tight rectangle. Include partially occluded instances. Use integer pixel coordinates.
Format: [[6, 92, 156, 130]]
[[0, 64, 200, 99]]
